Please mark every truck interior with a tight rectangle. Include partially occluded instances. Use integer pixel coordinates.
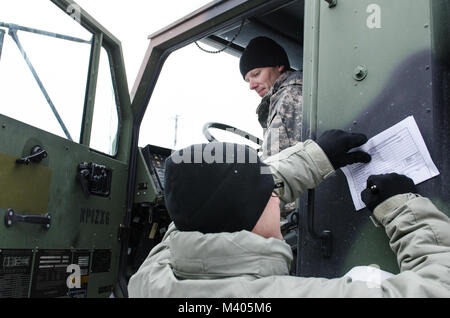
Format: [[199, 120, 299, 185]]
[[128, 0, 306, 290]]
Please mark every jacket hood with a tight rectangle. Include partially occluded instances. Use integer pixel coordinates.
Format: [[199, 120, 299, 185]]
[[168, 229, 293, 279]]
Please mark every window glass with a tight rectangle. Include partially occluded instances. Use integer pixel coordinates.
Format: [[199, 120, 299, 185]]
[[75, 0, 212, 90], [0, 0, 91, 141], [89, 48, 119, 156], [139, 43, 262, 151]]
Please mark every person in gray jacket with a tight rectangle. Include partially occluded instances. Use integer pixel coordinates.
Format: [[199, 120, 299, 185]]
[[128, 130, 450, 298]]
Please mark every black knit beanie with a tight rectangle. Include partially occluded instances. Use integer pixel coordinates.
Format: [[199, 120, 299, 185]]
[[164, 142, 275, 234], [239, 36, 290, 79]]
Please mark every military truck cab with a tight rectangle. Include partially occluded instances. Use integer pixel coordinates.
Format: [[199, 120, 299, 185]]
[[0, 0, 448, 297]]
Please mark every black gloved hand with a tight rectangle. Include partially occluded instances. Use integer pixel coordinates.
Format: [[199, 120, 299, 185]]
[[317, 129, 371, 169], [361, 173, 417, 212]]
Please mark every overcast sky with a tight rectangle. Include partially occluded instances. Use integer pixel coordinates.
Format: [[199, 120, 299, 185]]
[[0, 0, 263, 153]]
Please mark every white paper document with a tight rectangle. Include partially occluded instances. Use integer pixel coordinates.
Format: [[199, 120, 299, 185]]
[[341, 116, 440, 211]]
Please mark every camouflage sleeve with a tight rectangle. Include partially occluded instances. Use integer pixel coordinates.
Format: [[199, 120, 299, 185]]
[[264, 84, 303, 157], [277, 84, 303, 143]]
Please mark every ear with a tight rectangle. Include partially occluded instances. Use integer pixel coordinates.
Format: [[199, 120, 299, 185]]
[[278, 65, 285, 73]]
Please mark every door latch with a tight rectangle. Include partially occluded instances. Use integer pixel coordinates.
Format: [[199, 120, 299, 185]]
[[16, 145, 47, 165], [77, 162, 112, 198], [306, 190, 333, 258], [4, 208, 51, 230]]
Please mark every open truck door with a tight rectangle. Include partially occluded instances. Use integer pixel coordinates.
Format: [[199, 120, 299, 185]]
[[0, 0, 132, 297]]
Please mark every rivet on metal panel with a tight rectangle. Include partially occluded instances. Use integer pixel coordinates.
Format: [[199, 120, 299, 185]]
[[353, 65, 368, 81], [324, 0, 337, 8]]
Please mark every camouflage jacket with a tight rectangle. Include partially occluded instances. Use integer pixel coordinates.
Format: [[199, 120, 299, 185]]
[[256, 70, 303, 160]]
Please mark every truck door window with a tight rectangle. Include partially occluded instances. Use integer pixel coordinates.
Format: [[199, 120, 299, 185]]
[[0, 0, 91, 142], [89, 48, 119, 156], [139, 42, 262, 150]]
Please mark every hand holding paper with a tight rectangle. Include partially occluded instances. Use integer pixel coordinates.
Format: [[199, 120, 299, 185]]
[[361, 173, 417, 212], [317, 129, 371, 169], [341, 116, 440, 211]]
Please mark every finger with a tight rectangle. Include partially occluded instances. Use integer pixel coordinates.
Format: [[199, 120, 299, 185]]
[[398, 174, 415, 186], [345, 151, 371, 165], [386, 172, 400, 178], [361, 188, 372, 205], [345, 133, 369, 149], [366, 174, 380, 187], [366, 175, 375, 188], [385, 173, 414, 185]]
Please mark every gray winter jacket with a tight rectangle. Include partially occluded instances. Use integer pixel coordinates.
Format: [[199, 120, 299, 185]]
[[128, 140, 450, 297]]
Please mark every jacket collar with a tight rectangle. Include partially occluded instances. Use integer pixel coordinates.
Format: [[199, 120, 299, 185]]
[[256, 70, 299, 128], [168, 229, 292, 279]]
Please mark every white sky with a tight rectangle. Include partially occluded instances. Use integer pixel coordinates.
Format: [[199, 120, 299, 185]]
[[0, 0, 263, 153]]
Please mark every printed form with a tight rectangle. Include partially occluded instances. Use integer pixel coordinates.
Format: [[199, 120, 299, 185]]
[[341, 116, 440, 211]]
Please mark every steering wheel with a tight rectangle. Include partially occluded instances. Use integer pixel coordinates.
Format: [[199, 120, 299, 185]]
[[202, 122, 263, 151]]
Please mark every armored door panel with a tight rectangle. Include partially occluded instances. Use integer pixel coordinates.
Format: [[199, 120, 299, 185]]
[[300, 0, 449, 278], [0, 0, 133, 297], [0, 115, 128, 297]]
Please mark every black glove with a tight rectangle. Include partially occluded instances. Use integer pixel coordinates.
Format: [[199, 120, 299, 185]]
[[361, 173, 417, 212], [317, 129, 371, 169]]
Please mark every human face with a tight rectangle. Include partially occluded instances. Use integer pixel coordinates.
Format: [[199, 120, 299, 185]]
[[245, 66, 285, 97], [251, 193, 282, 240]]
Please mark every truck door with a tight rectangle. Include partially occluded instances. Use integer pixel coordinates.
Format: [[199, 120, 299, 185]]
[[0, 0, 132, 297], [299, 0, 449, 278]]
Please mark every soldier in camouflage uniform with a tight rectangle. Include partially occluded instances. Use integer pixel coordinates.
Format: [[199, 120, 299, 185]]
[[240, 36, 303, 230], [240, 36, 303, 160]]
